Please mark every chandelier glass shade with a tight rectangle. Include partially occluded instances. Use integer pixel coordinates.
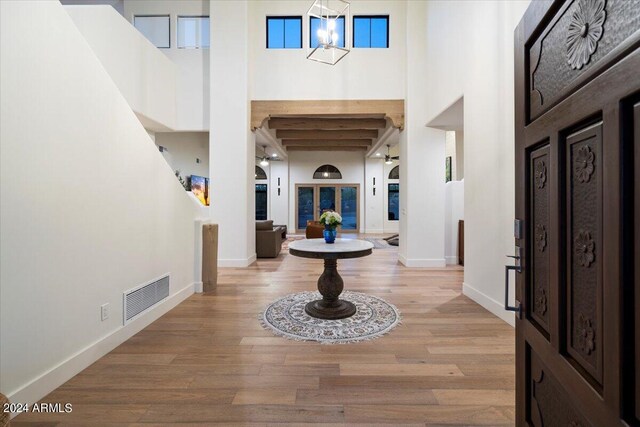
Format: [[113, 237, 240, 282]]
[[306, 0, 350, 65]]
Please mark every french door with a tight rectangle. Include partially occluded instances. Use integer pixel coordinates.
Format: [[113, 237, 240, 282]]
[[295, 184, 359, 233], [513, 1, 638, 425]]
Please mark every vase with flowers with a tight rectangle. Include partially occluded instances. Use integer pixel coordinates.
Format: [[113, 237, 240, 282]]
[[319, 211, 342, 244]]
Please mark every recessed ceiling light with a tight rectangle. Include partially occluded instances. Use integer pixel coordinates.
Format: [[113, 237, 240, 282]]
[[376, 153, 381, 156], [272, 153, 277, 157]]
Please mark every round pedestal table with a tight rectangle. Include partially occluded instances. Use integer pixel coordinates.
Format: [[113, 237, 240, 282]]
[[288, 238, 373, 319]]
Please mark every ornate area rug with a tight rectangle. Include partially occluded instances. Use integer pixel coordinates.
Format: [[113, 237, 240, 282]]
[[260, 291, 401, 344]]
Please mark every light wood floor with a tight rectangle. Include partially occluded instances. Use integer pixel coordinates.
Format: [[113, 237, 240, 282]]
[[14, 240, 515, 426]]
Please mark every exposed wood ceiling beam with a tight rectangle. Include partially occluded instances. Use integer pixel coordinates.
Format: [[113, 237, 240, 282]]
[[268, 117, 387, 130], [286, 146, 368, 152], [277, 129, 379, 139], [252, 100, 404, 130], [282, 139, 372, 147]]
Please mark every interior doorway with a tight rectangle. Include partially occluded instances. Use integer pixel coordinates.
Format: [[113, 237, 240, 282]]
[[295, 184, 360, 233]]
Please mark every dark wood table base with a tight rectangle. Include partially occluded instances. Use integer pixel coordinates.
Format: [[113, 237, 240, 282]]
[[304, 258, 356, 320]]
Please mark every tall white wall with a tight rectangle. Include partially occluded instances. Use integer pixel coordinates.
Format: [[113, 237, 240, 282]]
[[456, 130, 465, 180], [249, 0, 406, 100], [445, 180, 464, 264], [0, 0, 200, 406], [422, 0, 533, 325], [124, 0, 210, 131], [209, 0, 255, 267], [65, 5, 177, 130], [399, 0, 446, 268], [156, 132, 209, 178]]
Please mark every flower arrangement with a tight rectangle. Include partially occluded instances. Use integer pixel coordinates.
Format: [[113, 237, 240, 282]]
[[319, 211, 342, 229]]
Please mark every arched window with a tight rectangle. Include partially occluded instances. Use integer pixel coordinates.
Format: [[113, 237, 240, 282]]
[[255, 165, 267, 180], [313, 164, 342, 179], [388, 165, 399, 180]]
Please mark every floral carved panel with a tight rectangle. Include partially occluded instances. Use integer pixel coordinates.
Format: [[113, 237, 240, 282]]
[[530, 146, 550, 333], [528, 0, 640, 120], [566, 123, 602, 384]]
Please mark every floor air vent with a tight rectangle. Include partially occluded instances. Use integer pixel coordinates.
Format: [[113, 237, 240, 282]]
[[123, 274, 170, 324]]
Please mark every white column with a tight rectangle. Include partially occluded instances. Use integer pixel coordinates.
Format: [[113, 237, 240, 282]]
[[398, 0, 446, 267], [365, 158, 384, 234], [269, 160, 289, 227], [209, 0, 255, 267]]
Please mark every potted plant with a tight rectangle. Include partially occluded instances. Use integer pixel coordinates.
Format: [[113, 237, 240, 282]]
[[319, 211, 342, 244]]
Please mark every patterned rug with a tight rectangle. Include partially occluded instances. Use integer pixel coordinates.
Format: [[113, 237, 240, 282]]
[[260, 291, 401, 344], [282, 236, 304, 250]]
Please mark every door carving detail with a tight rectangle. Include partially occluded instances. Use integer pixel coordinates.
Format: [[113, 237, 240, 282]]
[[566, 0, 607, 70], [576, 312, 596, 355], [535, 159, 547, 188], [527, 0, 640, 119], [574, 230, 595, 267], [536, 224, 548, 252], [529, 147, 550, 331], [574, 145, 595, 183], [536, 288, 548, 315]]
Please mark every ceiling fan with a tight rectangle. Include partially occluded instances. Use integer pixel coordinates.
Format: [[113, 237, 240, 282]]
[[380, 144, 399, 164], [255, 145, 282, 167]]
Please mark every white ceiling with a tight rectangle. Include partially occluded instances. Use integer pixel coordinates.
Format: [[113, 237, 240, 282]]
[[426, 96, 464, 131]]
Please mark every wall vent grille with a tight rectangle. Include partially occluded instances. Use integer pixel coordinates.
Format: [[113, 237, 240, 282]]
[[123, 274, 170, 324]]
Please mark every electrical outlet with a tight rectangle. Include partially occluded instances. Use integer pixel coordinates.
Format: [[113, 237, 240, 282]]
[[101, 303, 110, 321]]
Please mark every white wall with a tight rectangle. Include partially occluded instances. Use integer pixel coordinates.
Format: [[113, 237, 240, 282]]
[[268, 160, 289, 226], [382, 160, 400, 233], [286, 152, 365, 233], [249, 0, 406, 100], [364, 159, 384, 233], [422, 0, 533, 325], [123, 0, 210, 131], [65, 5, 177, 130], [445, 180, 464, 264], [456, 130, 464, 180], [209, 0, 256, 267], [0, 0, 200, 406], [398, 0, 446, 268], [156, 132, 209, 178]]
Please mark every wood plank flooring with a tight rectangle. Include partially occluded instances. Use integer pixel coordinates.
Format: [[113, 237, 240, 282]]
[[14, 239, 515, 426]]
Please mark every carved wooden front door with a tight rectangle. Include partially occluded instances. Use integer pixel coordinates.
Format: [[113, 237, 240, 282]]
[[514, 0, 639, 425]]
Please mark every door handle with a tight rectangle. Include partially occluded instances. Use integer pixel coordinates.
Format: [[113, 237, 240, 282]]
[[504, 254, 522, 318]]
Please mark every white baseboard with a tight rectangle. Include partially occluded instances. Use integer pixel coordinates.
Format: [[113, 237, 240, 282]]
[[218, 253, 257, 268], [463, 281, 515, 327], [445, 255, 458, 265], [7, 283, 195, 415], [398, 256, 446, 268], [193, 281, 203, 293]]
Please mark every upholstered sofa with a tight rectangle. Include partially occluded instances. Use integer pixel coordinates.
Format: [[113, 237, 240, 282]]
[[256, 220, 287, 258]]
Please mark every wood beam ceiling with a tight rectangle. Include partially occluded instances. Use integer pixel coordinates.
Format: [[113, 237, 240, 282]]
[[269, 117, 387, 130], [286, 146, 368, 152], [251, 100, 404, 130], [276, 129, 379, 139], [282, 139, 372, 147], [252, 100, 404, 152]]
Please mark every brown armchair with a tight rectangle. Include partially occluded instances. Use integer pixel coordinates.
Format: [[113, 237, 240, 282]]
[[256, 220, 287, 258], [305, 220, 324, 239]]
